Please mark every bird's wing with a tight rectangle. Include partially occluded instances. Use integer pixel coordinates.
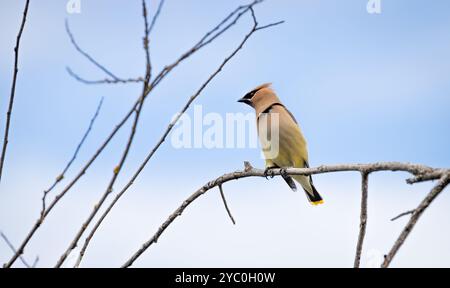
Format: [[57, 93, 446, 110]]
[[281, 105, 298, 124], [274, 104, 309, 165]]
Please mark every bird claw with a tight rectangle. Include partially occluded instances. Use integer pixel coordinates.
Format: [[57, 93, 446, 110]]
[[264, 167, 276, 179]]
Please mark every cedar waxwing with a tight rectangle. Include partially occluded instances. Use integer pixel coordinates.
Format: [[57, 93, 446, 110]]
[[238, 83, 324, 205]]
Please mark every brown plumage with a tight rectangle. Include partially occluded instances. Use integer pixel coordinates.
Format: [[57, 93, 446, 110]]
[[238, 83, 323, 205]]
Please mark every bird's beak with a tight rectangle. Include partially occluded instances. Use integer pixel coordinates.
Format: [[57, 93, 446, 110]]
[[237, 97, 252, 106]]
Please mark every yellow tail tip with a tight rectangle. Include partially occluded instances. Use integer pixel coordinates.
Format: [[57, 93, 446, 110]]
[[311, 200, 324, 206]]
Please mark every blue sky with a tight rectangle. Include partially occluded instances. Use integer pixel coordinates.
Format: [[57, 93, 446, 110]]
[[1, 0, 450, 267]]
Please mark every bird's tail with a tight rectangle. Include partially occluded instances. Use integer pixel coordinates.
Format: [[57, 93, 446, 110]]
[[292, 175, 324, 205]]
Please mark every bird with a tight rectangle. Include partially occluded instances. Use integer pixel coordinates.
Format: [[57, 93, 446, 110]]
[[238, 83, 323, 205]]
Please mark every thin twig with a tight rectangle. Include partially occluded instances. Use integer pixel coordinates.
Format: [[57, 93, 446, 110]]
[[219, 184, 236, 225], [3, 101, 135, 268], [31, 256, 39, 268], [148, 0, 165, 35], [54, 99, 144, 268], [195, 0, 260, 47], [390, 210, 415, 221], [149, 0, 264, 91], [72, 1, 279, 268], [57, 0, 165, 268], [66, 21, 143, 85], [66, 67, 143, 85], [54, 1, 154, 267], [406, 170, 446, 184], [142, 0, 151, 83], [65, 20, 120, 80], [2, 99, 107, 268], [244, 161, 254, 172], [0, 0, 30, 183], [382, 173, 450, 268], [4, 0, 269, 268], [354, 171, 369, 268], [121, 162, 447, 267], [255, 20, 285, 31], [41, 97, 104, 217], [1, 231, 32, 268]]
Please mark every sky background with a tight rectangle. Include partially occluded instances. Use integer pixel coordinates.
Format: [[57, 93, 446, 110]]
[[1, 0, 450, 268]]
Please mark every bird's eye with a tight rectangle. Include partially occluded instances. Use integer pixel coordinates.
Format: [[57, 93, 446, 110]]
[[243, 91, 254, 100]]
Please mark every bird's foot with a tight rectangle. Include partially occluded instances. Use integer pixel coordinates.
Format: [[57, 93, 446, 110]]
[[264, 167, 276, 179]]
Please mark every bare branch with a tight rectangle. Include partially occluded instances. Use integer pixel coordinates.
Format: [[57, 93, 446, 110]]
[[382, 173, 450, 267], [56, 0, 166, 268], [219, 184, 236, 225], [256, 20, 285, 31], [3, 99, 136, 268], [65, 20, 144, 85], [31, 256, 39, 268], [148, 0, 165, 35], [406, 170, 446, 184], [54, 97, 145, 268], [149, 0, 266, 91], [1, 0, 446, 270], [1, 231, 32, 268], [4, 0, 276, 268], [3, 99, 104, 268], [65, 20, 120, 80], [41, 97, 104, 216], [140, 0, 165, 81], [354, 171, 369, 268], [142, 0, 152, 82], [74, 10, 283, 268], [121, 162, 448, 267], [66, 67, 143, 85], [0, 0, 30, 183], [54, 1, 155, 267], [390, 210, 415, 222]]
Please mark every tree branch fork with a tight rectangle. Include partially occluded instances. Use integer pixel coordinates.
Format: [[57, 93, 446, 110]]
[[121, 161, 449, 268], [3, 0, 285, 268]]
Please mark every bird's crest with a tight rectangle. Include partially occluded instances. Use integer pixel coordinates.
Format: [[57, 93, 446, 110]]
[[252, 82, 272, 92], [243, 83, 273, 100]]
